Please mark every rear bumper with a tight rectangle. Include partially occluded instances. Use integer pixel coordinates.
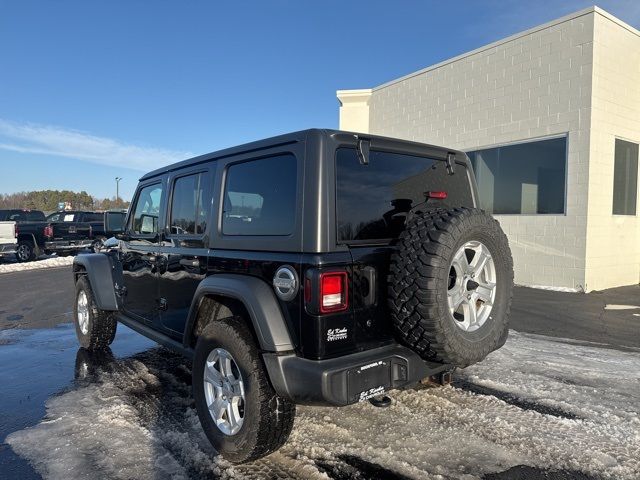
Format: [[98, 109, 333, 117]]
[[0, 243, 17, 256], [45, 240, 92, 251], [263, 344, 451, 406]]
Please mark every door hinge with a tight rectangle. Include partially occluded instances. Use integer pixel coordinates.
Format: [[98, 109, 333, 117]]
[[446, 152, 456, 175]]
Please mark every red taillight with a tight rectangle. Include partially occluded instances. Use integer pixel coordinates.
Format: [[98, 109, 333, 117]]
[[427, 191, 448, 199], [320, 272, 348, 313], [44, 225, 53, 238]]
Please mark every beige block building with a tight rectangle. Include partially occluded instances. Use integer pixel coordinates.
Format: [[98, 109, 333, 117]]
[[337, 6, 640, 292]]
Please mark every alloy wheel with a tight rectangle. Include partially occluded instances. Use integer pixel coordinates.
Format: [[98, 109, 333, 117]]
[[203, 348, 246, 435], [447, 240, 497, 332], [77, 290, 90, 335]]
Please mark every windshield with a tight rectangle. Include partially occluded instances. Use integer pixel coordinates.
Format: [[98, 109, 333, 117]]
[[336, 148, 474, 243]]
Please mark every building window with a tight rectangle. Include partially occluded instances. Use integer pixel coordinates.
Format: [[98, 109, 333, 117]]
[[467, 137, 567, 215], [612, 139, 638, 216], [222, 154, 297, 236]]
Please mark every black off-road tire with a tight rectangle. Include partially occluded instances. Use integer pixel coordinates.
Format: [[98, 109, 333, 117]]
[[15, 240, 36, 262], [192, 316, 295, 464], [389, 207, 513, 367], [73, 276, 118, 350]]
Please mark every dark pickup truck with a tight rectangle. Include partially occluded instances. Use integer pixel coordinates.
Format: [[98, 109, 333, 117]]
[[46, 211, 109, 252], [0, 209, 93, 262]]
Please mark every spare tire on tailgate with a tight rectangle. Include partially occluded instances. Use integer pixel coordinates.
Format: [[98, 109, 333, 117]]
[[389, 207, 513, 367]]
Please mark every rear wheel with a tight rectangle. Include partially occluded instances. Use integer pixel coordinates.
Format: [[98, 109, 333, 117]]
[[15, 241, 36, 262], [73, 276, 117, 350], [192, 316, 295, 464]]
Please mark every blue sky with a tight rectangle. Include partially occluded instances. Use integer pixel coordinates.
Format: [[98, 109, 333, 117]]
[[1, 1, 639, 201]]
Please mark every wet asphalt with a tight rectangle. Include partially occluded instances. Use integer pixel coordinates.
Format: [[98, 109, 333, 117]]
[[0, 265, 637, 479]]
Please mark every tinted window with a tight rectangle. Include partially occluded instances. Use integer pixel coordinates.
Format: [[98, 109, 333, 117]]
[[467, 137, 566, 214], [26, 211, 45, 221], [223, 154, 297, 236], [169, 173, 207, 235], [612, 139, 638, 215], [8, 212, 25, 221], [46, 212, 76, 222], [131, 184, 163, 235], [336, 148, 474, 242], [83, 213, 104, 222]]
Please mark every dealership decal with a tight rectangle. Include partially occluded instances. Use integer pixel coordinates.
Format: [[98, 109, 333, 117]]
[[327, 327, 348, 342], [358, 386, 385, 402]]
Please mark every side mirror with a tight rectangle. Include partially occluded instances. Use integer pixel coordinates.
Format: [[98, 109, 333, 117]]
[[104, 211, 126, 235]]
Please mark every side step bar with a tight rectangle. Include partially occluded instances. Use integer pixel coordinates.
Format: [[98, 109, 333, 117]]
[[115, 313, 194, 360]]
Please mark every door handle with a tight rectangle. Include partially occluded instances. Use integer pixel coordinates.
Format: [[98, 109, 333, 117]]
[[180, 258, 200, 268]]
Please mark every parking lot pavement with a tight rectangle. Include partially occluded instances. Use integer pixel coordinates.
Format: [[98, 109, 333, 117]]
[[511, 285, 640, 350], [1, 267, 639, 479], [0, 266, 74, 330]]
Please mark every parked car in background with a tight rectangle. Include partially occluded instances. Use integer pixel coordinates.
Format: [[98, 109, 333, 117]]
[[0, 209, 93, 262], [0, 209, 46, 222], [0, 221, 18, 260], [46, 211, 106, 252]]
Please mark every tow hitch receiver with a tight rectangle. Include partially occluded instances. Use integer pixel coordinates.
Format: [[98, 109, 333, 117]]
[[424, 371, 454, 386]]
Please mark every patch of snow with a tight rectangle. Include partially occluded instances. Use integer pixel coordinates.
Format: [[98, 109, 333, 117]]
[[521, 284, 582, 293], [604, 304, 640, 310], [6, 332, 640, 479], [0, 256, 74, 274]]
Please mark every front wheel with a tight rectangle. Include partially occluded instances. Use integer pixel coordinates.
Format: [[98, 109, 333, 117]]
[[192, 316, 295, 464], [91, 238, 104, 253], [74, 276, 117, 350]]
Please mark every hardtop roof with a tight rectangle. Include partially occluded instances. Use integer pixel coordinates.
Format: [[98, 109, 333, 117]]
[[139, 128, 466, 181]]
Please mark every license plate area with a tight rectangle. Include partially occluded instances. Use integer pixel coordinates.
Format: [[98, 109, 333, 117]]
[[347, 359, 392, 403]]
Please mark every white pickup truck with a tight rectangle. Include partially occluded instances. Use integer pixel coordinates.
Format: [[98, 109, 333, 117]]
[[0, 221, 18, 259]]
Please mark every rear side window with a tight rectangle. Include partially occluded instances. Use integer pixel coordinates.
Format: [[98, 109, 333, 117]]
[[222, 154, 297, 236], [26, 211, 45, 221], [169, 173, 207, 236], [47, 212, 75, 222], [131, 183, 163, 235], [83, 213, 103, 222], [8, 212, 25, 221], [336, 148, 474, 242]]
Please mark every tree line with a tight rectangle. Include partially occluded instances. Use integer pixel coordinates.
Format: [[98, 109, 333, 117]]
[[0, 190, 130, 212]]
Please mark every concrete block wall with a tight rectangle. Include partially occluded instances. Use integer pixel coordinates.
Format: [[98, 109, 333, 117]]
[[360, 10, 596, 289], [585, 10, 640, 291]]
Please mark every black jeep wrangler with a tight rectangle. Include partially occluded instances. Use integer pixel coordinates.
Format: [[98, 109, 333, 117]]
[[72, 129, 513, 463]]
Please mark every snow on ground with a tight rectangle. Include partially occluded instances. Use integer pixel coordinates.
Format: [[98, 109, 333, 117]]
[[0, 255, 74, 274], [6, 331, 640, 480], [521, 284, 582, 293], [604, 304, 640, 310]]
